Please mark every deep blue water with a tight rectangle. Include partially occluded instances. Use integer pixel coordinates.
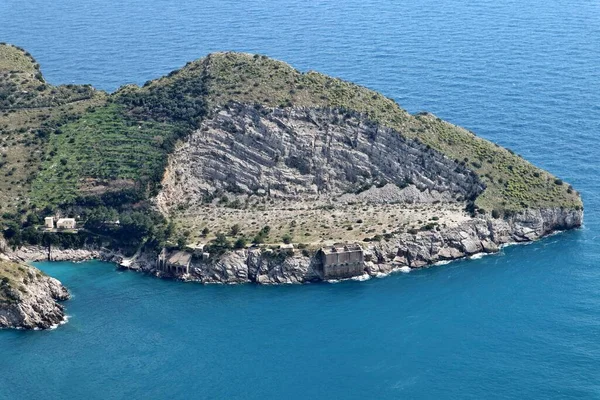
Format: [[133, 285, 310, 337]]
[[1, 0, 599, 398]]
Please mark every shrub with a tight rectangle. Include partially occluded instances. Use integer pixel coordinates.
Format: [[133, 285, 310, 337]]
[[491, 209, 501, 219], [282, 234, 292, 244], [233, 237, 247, 249], [176, 236, 187, 249], [252, 234, 265, 244], [554, 178, 563, 185]]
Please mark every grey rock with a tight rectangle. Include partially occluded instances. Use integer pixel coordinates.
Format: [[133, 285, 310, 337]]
[[0, 264, 70, 330]]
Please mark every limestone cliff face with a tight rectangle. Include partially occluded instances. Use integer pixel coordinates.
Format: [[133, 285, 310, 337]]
[[368, 207, 583, 273], [151, 102, 583, 285], [0, 263, 70, 330], [157, 103, 484, 210]]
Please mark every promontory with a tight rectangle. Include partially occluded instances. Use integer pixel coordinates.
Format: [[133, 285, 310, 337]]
[[0, 44, 583, 327]]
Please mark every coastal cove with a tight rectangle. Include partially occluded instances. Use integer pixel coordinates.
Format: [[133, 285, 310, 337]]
[[1, 229, 598, 399]]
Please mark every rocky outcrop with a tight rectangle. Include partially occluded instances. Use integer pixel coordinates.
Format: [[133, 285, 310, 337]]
[[144, 206, 582, 284], [5, 246, 104, 263], [2, 208, 581, 288], [157, 104, 484, 211], [0, 263, 70, 330], [367, 207, 583, 274]]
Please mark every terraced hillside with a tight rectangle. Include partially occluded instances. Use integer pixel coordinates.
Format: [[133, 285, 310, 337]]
[[0, 44, 105, 214]]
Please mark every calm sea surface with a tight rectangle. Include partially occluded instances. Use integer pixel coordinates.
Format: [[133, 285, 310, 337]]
[[1, 0, 599, 398]]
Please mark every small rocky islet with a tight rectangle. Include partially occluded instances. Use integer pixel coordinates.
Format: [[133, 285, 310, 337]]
[[0, 44, 582, 329]]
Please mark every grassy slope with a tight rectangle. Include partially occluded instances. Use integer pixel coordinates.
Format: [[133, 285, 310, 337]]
[[0, 44, 106, 213], [0, 44, 96, 109], [31, 104, 177, 205], [0, 259, 44, 303]]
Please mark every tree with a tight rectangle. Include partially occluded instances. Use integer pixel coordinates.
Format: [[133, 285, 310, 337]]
[[206, 233, 232, 256], [282, 234, 292, 244], [213, 233, 231, 249], [230, 224, 241, 236]]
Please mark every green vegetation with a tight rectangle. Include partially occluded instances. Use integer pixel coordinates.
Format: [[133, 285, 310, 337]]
[[31, 103, 183, 205], [0, 44, 106, 215], [0, 44, 96, 110], [413, 114, 580, 213], [0, 260, 40, 303]]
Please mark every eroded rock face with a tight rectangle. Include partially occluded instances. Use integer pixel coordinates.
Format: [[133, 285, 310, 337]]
[[150, 103, 582, 285], [157, 103, 484, 211], [0, 264, 70, 330]]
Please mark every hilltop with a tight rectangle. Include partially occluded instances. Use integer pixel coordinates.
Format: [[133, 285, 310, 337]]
[[0, 44, 584, 290], [10, 50, 578, 213]]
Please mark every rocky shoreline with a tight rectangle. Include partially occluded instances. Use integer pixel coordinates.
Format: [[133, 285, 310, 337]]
[[3, 206, 582, 286], [0, 206, 582, 331], [0, 261, 70, 330], [166, 206, 583, 284]]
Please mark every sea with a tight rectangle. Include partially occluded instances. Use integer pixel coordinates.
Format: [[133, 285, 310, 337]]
[[1, 0, 599, 398]]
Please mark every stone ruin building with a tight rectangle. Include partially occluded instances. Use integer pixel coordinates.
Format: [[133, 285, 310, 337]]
[[319, 243, 365, 280], [157, 248, 192, 275]]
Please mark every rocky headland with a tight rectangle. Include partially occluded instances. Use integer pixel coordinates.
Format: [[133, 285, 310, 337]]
[[133, 206, 582, 284], [0, 45, 584, 328]]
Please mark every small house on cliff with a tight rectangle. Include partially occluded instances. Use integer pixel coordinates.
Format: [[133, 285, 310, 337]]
[[44, 217, 54, 229], [56, 218, 76, 230], [157, 249, 192, 275], [319, 243, 364, 279]]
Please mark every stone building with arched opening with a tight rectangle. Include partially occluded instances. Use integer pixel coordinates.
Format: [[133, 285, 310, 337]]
[[157, 249, 192, 275]]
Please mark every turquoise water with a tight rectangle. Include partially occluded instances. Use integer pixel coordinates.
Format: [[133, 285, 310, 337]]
[[1, 0, 600, 398]]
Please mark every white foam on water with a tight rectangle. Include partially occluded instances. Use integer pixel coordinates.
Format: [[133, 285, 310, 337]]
[[375, 266, 411, 278], [351, 274, 371, 282], [469, 253, 485, 260], [49, 314, 70, 330]]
